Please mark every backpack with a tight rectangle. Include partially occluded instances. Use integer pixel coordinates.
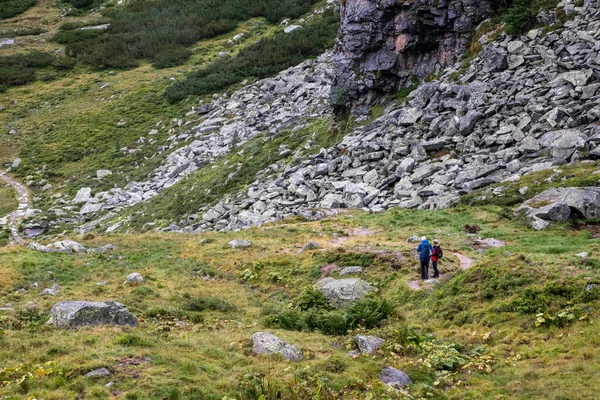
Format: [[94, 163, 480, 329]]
[[433, 246, 443, 259]]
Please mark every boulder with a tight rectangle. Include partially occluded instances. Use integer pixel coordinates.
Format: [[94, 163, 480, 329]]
[[517, 187, 600, 228], [49, 301, 138, 328], [315, 278, 371, 308], [355, 335, 385, 354], [379, 366, 412, 388], [250, 332, 303, 362], [123, 273, 144, 285]]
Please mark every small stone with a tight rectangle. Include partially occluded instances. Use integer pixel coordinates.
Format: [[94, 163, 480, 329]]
[[299, 242, 320, 253], [84, 368, 111, 378], [123, 273, 144, 285]]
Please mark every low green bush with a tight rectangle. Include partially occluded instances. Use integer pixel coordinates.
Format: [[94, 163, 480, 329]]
[[54, 28, 103, 45], [265, 297, 392, 335], [295, 285, 331, 311], [164, 8, 339, 102], [0, 0, 37, 19], [0, 51, 74, 91], [345, 298, 394, 330], [181, 295, 237, 313], [64, 0, 324, 70]]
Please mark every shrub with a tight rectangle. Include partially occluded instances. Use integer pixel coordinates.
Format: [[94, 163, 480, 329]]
[[295, 285, 331, 311], [152, 46, 193, 69], [181, 295, 237, 313], [63, 0, 325, 70], [345, 297, 394, 329], [54, 29, 103, 45], [69, 0, 94, 8], [0, 27, 45, 38], [0, 0, 37, 19], [503, 0, 560, 35], [164, 8, 339, 102], [0, 51, 74, 91]]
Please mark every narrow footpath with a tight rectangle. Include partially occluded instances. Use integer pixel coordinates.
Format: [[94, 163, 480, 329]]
[[407, 252, 474, 291], [0, 170, 30, 245]]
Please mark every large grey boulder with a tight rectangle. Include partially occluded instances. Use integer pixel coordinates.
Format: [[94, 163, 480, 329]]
[[49, 301, 138, 328], [315, 278, 371, 308], [379, 366, 412, 388], [250, 332, 303, 362], [355, 335, 385, 354], [517, 187, 600, 229]]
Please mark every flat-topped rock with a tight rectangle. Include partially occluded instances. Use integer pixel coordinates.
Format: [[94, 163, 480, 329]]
[[49, 301, 138, 328]]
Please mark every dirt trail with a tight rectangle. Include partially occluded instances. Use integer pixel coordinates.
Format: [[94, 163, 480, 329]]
[[0, 170, 30, 245], [407, 252, 474, 291]]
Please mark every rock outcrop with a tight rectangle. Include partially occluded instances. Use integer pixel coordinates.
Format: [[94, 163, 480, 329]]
[[49, 301, 138, 328], [250, 332, 304, 362], [517, 187, 600, 229], [333, 0, 506, 111]]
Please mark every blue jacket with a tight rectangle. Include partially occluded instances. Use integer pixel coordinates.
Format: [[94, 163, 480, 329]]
[[416, 240, 432, 260]]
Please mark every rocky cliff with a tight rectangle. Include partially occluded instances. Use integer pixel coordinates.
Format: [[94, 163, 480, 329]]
[[194, 0, 600, 232], [332, 0, 508, 112]]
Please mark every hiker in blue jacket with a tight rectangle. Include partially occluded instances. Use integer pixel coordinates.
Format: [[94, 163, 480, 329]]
[[416, 236, 432, 280]]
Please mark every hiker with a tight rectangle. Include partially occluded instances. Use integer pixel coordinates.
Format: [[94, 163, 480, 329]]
[[431, 240, 443, 278], [416, 236, 432, 280]]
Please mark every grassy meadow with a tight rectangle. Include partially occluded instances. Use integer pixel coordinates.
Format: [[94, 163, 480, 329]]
[[0, 206, 599, 399]]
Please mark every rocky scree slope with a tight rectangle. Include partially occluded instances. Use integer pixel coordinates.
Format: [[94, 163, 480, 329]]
[[42, 53, 334, 234], [333, 0, 509, 112], [195, 0, 600, 232]]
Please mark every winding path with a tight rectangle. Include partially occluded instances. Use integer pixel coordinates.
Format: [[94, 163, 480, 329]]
[[407, 252, 474, 291], [0, 170, 30, 245]]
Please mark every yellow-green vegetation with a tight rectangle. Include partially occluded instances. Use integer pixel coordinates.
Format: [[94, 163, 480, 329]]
[[1, 206, 599, 399], [0, 184, 16, 218]]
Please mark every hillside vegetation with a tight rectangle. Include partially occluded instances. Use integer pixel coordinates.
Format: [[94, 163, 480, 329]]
[[0, 207, 599, 399]]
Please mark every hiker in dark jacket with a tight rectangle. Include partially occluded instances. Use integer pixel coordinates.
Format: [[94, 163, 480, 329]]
[[431, 240, 443, 278], [416, 237, 432, 280]]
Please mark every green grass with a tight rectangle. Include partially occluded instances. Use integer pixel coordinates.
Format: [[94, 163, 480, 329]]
[[0, 206, 599, 398], [0, 184, 16, 218]]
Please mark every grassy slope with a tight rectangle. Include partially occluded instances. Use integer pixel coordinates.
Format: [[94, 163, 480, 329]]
[[0, 0, 315, 198], [0, 185, 16, 218], [0, 206, 599, 399]]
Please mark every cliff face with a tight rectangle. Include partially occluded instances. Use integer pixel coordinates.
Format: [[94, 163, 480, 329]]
[[333, 0, 506, 111]]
